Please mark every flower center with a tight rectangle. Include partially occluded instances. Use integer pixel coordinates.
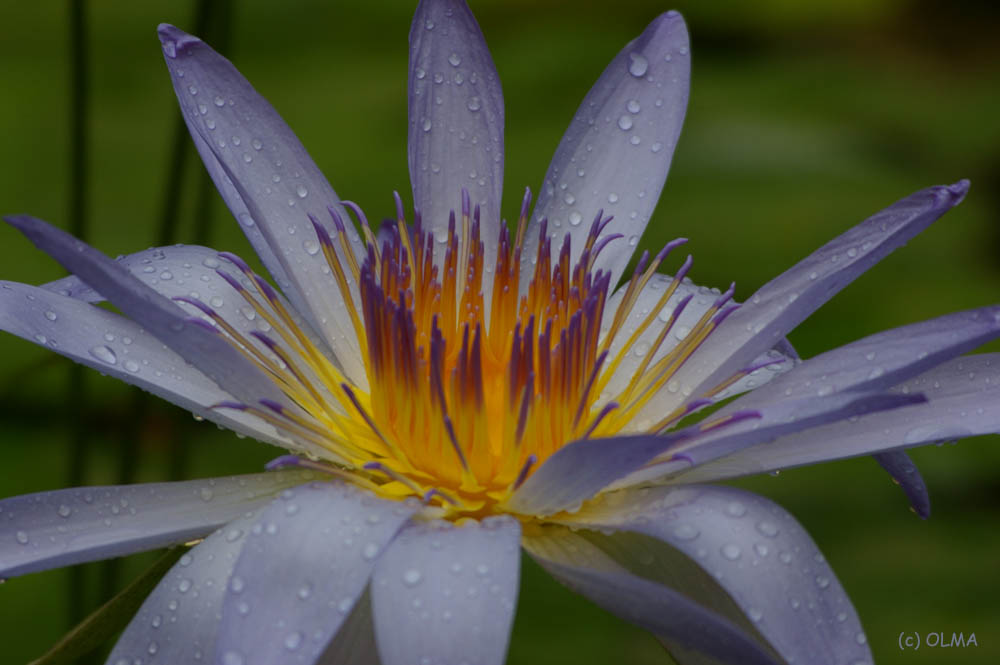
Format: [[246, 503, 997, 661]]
[[206, 189, 743, 517]]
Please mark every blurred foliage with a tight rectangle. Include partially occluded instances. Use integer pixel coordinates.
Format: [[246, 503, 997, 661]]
[[0, 0, 998, 663]]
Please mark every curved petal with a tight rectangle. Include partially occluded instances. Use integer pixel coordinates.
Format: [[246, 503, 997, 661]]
[[873, 450, 930, 519], [213, 481, 416, 665], [0, 280, 290, 446], [408, 0, 503, 273], [523, 526, 780, 665], [666, 181, 969, 406], [157, 24, 367, 384], [106, 509, 260, 664], [599, 273, 797, 424], [521, 11, 690, 292], [552, 484, 872, 665], [371, 516, 520, 665], [673, 353, 1000, 484], [507, 388, 922, 516], [4, 215, 293, 413], [0, 471, 312, 578], [718, 305, 1000, 413]]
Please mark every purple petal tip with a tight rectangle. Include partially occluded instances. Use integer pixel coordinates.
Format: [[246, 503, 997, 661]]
[[157, 24, 202, 59]]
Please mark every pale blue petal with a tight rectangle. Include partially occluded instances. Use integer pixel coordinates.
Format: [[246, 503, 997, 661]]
[[0, 280, 291, 446], [523, 526, 780, 665], [106, 509, 260, 664], [666, 181, 969, 407], [554, 484, 873, 664], [213, 482, 416, 665], [157, 24, 367, 384], [508, 388, 920, 515], [0, 471, 313, 578], [522, 12, 690, 293], [315, 589, 381, 665], [408, 0, 503, 279], [4, 215, 294, 413], [674, 353, 1000, 484], [371, 516, 520, 665]]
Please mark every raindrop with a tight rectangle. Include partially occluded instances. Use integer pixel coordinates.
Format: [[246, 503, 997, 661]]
[[448, 53, 461, 67], [284, 631, 303, 651], [627, 52, 649, 77], [251, 138, 263, 150], [199, 487, 214, 502], [177, 578, 192, 593], [230, 576, 245, 593], [720, 543, 741, 560], [673, 524, 699, 541], [755, 520, 779, 538], [626, 99, 641, 113], [467, 97, 481, 112], [568, 211, 583, 226], [89, 345, 117, 365], [422, 118, 432, 132], [608, 193, 619, 204], [44, 310, 57, 321], [725, 501, 747, 518], [403, 569, 423, 587], [815, 575, 830, 589], [221, 651, 245, 665], [213, 95, 225, 107], [296, 185, 308, 199], [650, 141, 663, 153], [303, 240, 320, 256], [748, 607, 763, 622], [57, 504, 72, 518], [617, 115, 633, 131], [362, 542, 380, 560], [16, 530, 29, 545]]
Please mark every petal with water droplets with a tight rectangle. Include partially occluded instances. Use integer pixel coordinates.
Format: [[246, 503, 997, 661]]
[[0, 471, 312, 578], [523, 524, 780, 665], [549, 484, 872, 665], [0, 280, 294, 448], [522, 11, 690, 292], [371, 515, 520, 665], [408, 0, 504, 275], [668, 181, 970, 406], [156, 24, 367, 384], [3, 215, 294, 413], [213, 481, 415, 665], [676, 353, 1000, 484], [107, 509, 260, 664]]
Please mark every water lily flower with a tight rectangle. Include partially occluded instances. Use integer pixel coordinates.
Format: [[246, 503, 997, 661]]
[[1, 1, 998, 663]]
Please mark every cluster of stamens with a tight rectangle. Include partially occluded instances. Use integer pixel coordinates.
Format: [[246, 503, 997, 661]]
[[195, 188, 750, 517]]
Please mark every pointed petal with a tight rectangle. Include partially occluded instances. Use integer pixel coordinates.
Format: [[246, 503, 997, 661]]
[[371, 516, 520, 665], [600, 273, 797, 423], [673, 353, 1000, 484], [4, 215, 294, 412], [507, 389, 921, 516], [521, 11, 690, 292], [718, 305, 1000, 413], [0, 280, 292, 447], [0, 471, 312, 578], [106, 509, 259, 665], [665, 181, 969, 405], [408, 0, 503, 266], [157, 24, 367, 383], [873, 451, 930, 519], [549, 484, 873, 665], [213, 482, 415, 665], [523, 526, 780, 665]]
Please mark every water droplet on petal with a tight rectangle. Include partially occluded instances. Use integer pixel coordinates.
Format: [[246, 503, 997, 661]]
[[720, 544, 741, 560], [627, 52, 649, 77], [617, 115, 633, 131], [448, 53, 461, 67], [296, 185, 308, 199], [89, 345, 117, 365], [403, 569, 422, 587]]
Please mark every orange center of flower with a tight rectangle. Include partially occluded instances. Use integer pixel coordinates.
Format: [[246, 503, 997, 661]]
[[209, 190, 743, 517]]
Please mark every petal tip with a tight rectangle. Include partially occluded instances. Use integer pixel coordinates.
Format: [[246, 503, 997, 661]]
[[157, 23, 202, 59], [946, 178, 970, 203]]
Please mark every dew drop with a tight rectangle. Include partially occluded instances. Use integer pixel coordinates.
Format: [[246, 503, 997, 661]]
[[89, 345, 117, 365], [362, 542, 380, 560], [44, 310, 57, 321], [303, 240, 320, 256], [16, 530, 29, 545], [467, 97, 481, 112], [295, 184, 308, 199], [725, 501, 747, 518], [617, 115, 633, 131], [177, 578, 192, 593], [755, 520, 779, 538], [284, 631, 303, 651], [221, 650, 245, 665], [720, 543, 741, 561], [673, 524, 699, 541], [403, 569, 423, 587], [447, 53, 461, 67], [627, 52, 649, 77]]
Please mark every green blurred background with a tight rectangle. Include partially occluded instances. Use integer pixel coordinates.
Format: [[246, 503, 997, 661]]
[[1, 0, 998, 663]]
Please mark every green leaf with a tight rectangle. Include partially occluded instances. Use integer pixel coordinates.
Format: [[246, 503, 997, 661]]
[[28, 547, 186, 665]]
